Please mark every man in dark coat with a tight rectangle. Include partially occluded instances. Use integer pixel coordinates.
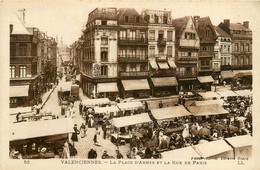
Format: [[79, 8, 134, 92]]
[[88, 148, 97, 159], [102, 123, 107, 139], [159, 101, 163, 108], [144, 147, 152, 158], [116, 149, 124, 159], [79, 102, 83, 115], [71, 124, 80, 147]]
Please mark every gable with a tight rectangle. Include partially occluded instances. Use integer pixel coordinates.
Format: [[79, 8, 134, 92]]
[[181, 17, 199, 39]]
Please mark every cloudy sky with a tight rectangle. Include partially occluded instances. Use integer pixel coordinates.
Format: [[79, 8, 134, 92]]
[[2, 1, 259, 46]]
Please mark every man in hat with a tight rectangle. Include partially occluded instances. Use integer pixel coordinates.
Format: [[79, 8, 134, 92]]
[[101, 150, 109, 159], [116, 149, 124, 159], [88, 148, 97, 159]]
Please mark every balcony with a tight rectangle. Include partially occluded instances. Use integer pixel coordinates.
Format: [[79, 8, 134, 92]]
[[119, 71, 149, 77], [177, 72, 197, 78], [200, 66, 211, 71], [118, 37, 148, 45], [157, 38, 166, 46], [118, 55, 148, 62], [149, 54, 173, 61], [151, 69, 175, 76], [176, 57, 198, 64]]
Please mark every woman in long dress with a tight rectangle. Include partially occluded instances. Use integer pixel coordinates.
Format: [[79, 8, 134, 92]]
[[62, 141, 70, 159]]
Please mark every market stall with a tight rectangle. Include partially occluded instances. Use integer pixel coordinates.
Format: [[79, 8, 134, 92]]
[[82, 98, 111, 107], [197, 91, 220, 100], [217, 90, 239, 100], [117, 101, 144, 116], [94, 105, 119, 117], [10, 118, 74, 159], [234, 90, 252, 97], [187, 104, 228, 116], [151, 106, 192, 123], [225, 135, 252, 158], [190, 100, 224, 106], [193, 140, 234, 158], [161, 146, 200, 159]]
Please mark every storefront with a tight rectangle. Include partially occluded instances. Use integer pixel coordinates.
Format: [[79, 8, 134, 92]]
[[151, 77, 178, 97], [9, 85, 30, 108], [177, 78, 197, 92], [197, 76, 214, 91], [120, 79, 150, 98], [221, 70, 234, 84], [97, 82, 119, 101]]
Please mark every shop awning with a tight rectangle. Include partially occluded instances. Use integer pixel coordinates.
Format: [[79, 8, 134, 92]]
[[178, 78, 197, 81], [217, 90, 239, 97], [60, 82, 72, 91], [221, 70, 234, 79], [9, 107, 32, 115], [198, 92, 220, 100], [233, 70, 252, 77], [197, 76, 214, 83], [225, 135, 252, 148], [234, 90, 252, 97], [157, 62, 169, 69], [152, 77, 178, 87], [111, 113, 152, 128], [187, 104, 228, 116], [10, 118, 74, 141], [97, 82, 119, 93], [151, 106, 192, 121], [167, 60, 177, 69], [76, 74, 81, 81], [192, 100, 223, 106], [82, 98, 111, 106], [121, 79, 150, 91], [9, 85, 30, 97], [193, 140, 233, 158], [117, 101, 144, 111], [149, 60, 159, 69], [94, 105, 119, 114], [161, 146, 200, 159]]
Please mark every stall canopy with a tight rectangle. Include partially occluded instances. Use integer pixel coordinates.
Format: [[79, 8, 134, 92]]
[[121, 79, 150, 91], [151, 106, 192, 121], [167, 60, 177, 69], [217, 90, 239, 97], [161, 146, 200, 159], [157, 62, 169, 69], [10, 85, 29, 97], [149, 60, 159, 69], [187, 104, 228, 116], [198, 92, 220, 100], [193, 140, 233, 158], [97, 82, 119, 93], [82, 98, 111, 106], [111, 113, 152, 128], [9, 107, 33, 115], [76, 74, 81, 81], [10, 118, 74, 141], [117, 101, 144, 111], [192, 100, 223, 106], [152, 77, 178, 87], [233, 70, 252, 77], [221, 70, 234, 79], [94, 105, 119, 114], [197, 76, 214, 83], [225, 135, 252, 158], [234, 90, 252, 97], [60, 82, 72, 91]]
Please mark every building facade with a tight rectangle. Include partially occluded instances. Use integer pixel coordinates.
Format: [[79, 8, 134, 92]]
[[81, 8, 119, 99], [172, 16, 200, 91], [142, 9, 177, 97]]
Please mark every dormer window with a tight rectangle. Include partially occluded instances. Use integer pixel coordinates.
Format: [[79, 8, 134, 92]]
[[154, 15, 159, 24], [125, 16, 129, 22], [136, 16, 140, 23]]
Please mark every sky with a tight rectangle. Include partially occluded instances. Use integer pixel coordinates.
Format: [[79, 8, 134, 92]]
[[2, 1, 260, 46]]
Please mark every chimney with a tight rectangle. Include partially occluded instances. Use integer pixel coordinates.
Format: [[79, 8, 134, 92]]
[[243, 21, 249, 29], [193, 16, 200, 29], [10, 24, 13, 34], [224, 19, 230, 28], [18, 8, 26, 24]]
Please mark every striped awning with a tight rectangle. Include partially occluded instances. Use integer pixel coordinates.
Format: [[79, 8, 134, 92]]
[[97, 83, 119, 93], [152, 77, 178, 87], [197, 76, 214, 83], [158, 62, 169, 69], [122, 79, 150, 91], [168, 60, 177, 68], [221, 71, 234, 79], [149, 60, 159, 69]]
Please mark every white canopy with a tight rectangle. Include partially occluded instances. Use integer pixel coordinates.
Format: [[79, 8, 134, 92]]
[[161, 146, 200, 159], [94, 105, 119, 114], [234, 90, 252, 97], [193, 140, 233, 158], [151, 106, 192, 121], [10, 118, 74, 141], [10, 85, 29, 97], [198, 92, 220, 100], [97, 82, 119, 93], [187, 104, 228, 116], [217, 91, 239, 97], [117, 101, 144, 111], [197, 76, 214, 83], [82, 98, 111, 106], [122, 79, 150, 91], [111, 113, 152, 128], [192, 100, 223, 106], [60, 82, 72, 91], [225, 135, 252, 148]]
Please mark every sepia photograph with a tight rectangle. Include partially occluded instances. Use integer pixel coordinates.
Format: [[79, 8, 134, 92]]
[[0, 0, 259, 170]]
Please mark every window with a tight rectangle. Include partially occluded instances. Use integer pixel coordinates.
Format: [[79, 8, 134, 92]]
[[154, 15, 159, 23], [158, 47, 164, 54], [185, 33, 196, 39], [101, 20, 107, 25], [120, 30, 126, 40], [206, 29, 210, 37], [102, 8, 106, 14], [235, 56, 238, 65], [136, 16, 140, 23], [130, 30, 136, 40], [188, 52, 191, 56], [149, 30, 155, 40], [246, 43, 249, 52], [140, 32, 145, 40], [149, 46, 155, 57], [227, 57, 230, 65], [246, 56, 249, 65], [179, 67, 185, 76], [167, 31, 173, 41], [163, 16, 167, 24], [214, 63, 218, 69], [101, 37, 108, 45], [241, 56, 244, 65], [241, 43, 244, 52], [125, 16, 129, 22], [19, 65, 27, 77], [19, 43, 27, 56], [101, 65, 108, 76], [10, 43, 15, 56], [119, 48, 126, 57], [158, 31, 164, 40], [101, 50, 108, 62], [10, 66, 15, 78], [223, 57, 227, 65], [228, 45, 230, 52], [167, 46, 172, 57], [129, 48, 136, 57], [140, 48, 146, 59], [235, 43, 239, 52]]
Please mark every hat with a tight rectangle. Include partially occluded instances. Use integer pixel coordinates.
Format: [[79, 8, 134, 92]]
[[41, 147, 47, 153], [74, 124, 77, 126]]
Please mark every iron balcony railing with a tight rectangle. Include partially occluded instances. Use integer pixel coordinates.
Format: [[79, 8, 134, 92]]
[[118, 37, 148, 44], [119, 71, 149, 77], [118, 55, 148, 62]]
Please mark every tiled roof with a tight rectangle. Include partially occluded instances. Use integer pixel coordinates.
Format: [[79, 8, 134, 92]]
[[172, 16, 190, 39], [214, 26, 230, 37], [230, 23, 250, 31], [117, 8, 146, 24], [197, 16, 217, 38]]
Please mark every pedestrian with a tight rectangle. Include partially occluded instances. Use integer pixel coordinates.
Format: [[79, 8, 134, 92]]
[[102, 122, 107, 139], [71, 124, 80, 147], [101, 150, 109, 159], [144, 147, 152, 158], [79, 102, 83, 116], [88, 148, 97, 159], [62, 141, 70, 159], [56, 78, 59, 85], [16, 112, 22, 122], [116, 149, 124, 159], [80, 123, 86, 138], [159, 101, 163, 108], [93, 131, 101, 146]]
